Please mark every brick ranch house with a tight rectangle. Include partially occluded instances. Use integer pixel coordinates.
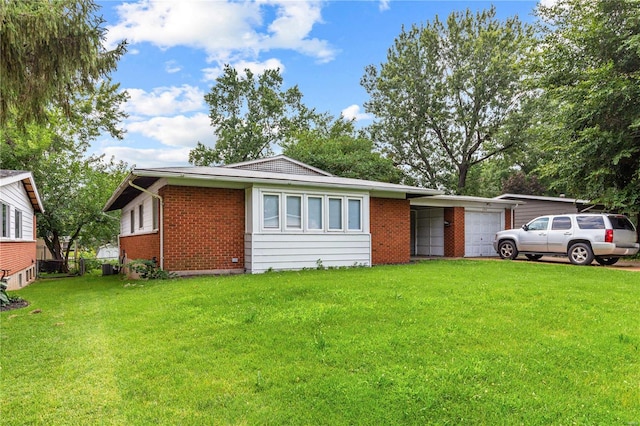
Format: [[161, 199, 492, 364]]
[[103, 156, 517, 275], [0, 170, 44, 290]]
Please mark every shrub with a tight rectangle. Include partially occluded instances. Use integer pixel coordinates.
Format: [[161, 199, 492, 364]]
[[127, 259, 176, 280]]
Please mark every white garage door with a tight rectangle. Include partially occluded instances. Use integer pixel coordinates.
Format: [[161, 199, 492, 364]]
[[465, 210, 503, 257]]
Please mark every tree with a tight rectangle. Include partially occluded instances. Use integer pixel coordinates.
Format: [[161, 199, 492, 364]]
[[189, 65, 321, 166], [361, 7, 535, 193], [1, 115, 130, 271], [0, 0, 129, 270], [282, 118, 406, 183], [534, 0, 640, 214], [0, 0, 126, 127]]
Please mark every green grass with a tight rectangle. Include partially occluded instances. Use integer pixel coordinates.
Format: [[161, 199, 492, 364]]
[[2, 260, 639, 425]]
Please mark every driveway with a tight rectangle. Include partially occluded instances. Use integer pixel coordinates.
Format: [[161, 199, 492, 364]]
[[519, 256, 640, 271]]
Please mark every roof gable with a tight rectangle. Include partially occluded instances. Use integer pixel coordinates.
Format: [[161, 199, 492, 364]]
[[0, 170, 44, 213], [224, 155, 333, 177]]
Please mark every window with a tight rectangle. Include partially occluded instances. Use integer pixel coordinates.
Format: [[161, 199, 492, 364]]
[[14, 209, 22, 239], [138, 204, 144, 229], [328, 198, 342, 230], [307, 197, 323, 230], [527, 217, 549, 231], [130, 210, 135, 234], [286, 195, 302, 229], [551, 216, 572, 230], [263, 194, 280, 229], [152, 198, 159, 230], [1, 203, 8, 238], [577, 216, 605, 229], [348, 199, 361, 230]]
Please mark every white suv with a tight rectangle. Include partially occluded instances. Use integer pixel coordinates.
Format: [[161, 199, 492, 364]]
[[493, 213, 639, 266]]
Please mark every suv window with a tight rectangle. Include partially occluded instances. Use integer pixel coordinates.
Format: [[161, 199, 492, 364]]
[[609, 216, 636, 231], [552, 216, 572, 230], [527, 217, 549, 231], [577, 216, 605, 229]]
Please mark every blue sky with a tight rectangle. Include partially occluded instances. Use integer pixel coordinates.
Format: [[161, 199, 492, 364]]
[[95, 1, 543, 168]]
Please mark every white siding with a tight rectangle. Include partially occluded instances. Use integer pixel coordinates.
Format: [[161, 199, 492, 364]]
[[415, 208, 444, 256], [246, 233, 371, 273], [465, 210, 504, 257], [0, 180, 35, 241], [120, 181, 164, 236]]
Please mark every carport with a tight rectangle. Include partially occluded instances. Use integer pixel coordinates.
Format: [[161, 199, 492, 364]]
[[410, 195, 520, 258]]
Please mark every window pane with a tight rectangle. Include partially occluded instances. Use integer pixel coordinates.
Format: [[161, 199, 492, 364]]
[[15, 210, 22, 238], [263, 194, 280, 228], [286, 196, 302, 229], [551, 217, 571, 230], [138, 204, 144, 229], [308, 197, 323, 230], [130, 210, 135, 234], [1, 204, 8, 238], [152, 198, 159, 230], [329, 198, 342, 230], [348, 199, 361, 230]]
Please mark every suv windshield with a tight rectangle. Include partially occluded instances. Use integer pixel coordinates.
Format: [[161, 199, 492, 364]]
[[609, 216, 636, 231]]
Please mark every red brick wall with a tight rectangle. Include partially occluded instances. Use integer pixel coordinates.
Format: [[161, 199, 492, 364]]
[[505, 208, 512, 230], [370, 198, 410, 265], [444, 207, 466, 257], [120, 233, 160, 263], [160, 186, 245, 272], [0, 241, 36, 276]]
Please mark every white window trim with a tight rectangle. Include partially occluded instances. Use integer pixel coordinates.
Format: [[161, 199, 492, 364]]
[[14, 209, 22, 239], [1, 202, 9, 239], [138, 204, 144, 229], [306, 195, 324, 232], [262, 193, 281, 231], [257, 189, 366, 235], [347, 198, 363, 232], [285, 195, 303, 231], [327, 197, 344, 232]]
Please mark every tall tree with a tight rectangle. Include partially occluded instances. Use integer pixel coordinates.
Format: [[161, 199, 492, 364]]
[[0, 0, 126, 127], [534, 0, 640, 214], [189, 65, 321, 166], [282, 118, 406, 183], [1, 0, 129, 270], [1, 111, 130, 271], [361, 7, 535, 193]]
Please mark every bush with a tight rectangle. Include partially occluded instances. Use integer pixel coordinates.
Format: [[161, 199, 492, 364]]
[[127, 259, 176, 280]]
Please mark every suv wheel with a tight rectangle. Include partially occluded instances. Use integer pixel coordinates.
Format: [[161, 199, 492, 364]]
[[568, 243, 594, 265], [595, 256, 620, 266], [498, 240, 518, 260]]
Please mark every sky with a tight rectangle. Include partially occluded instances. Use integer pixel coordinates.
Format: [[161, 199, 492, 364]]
[[94, 0, 545, 168]]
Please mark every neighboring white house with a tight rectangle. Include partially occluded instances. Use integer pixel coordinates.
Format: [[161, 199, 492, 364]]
[[0, 170, 44, 290], [96, 243, 120, 261]]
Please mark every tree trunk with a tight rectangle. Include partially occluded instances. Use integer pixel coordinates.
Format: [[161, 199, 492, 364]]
[[457, 163, 469, 194]]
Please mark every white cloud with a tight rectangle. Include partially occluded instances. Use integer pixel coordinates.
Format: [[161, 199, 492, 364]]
[[125, 85, 205, 116], [165, 60, 182, 74], [126, 113, 214, 148], [539, 0, 559, 7], [379, 0, 390, 12], [202, 58, 286, 82], [105, 1, 336, 64], [102, 146, 193, 168], [341, 104, 371, 122]]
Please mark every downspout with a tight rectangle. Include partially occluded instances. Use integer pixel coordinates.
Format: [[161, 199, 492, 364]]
[[128, 181, 164, 270]]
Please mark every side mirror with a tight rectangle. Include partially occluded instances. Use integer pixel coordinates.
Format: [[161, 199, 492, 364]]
[[522, 224, 529, 231]]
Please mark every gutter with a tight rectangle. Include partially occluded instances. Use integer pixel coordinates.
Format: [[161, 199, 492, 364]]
[[128, 180, 164, 270]]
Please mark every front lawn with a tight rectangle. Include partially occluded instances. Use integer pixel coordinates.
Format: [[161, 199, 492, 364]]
[[2, 260, 639, 424]]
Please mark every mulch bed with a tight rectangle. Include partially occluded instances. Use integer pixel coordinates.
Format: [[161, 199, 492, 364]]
[[1, 299, 30, 312]]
